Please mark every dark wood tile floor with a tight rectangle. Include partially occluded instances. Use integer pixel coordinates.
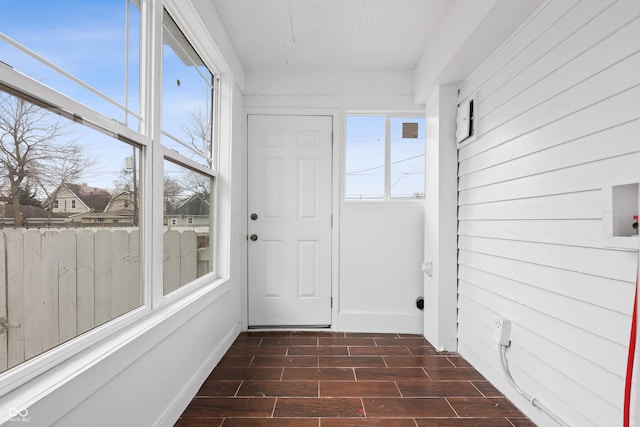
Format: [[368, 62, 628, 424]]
[[176, 331, 536, 427]]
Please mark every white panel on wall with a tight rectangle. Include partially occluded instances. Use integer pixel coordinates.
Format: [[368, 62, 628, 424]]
[[338, 204, 424, 333], [455, 0, 640, 426]]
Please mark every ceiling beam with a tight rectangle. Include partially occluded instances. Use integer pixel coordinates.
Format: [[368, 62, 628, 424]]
[[414, 0, 544, 104]]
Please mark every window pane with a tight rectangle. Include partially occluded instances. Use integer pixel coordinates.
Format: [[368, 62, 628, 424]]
[[163, 160, 212, 295], [0, 1, 141, 128], [162, 10, 214, 167], [0, 90, 142, 374], [345, 116, 385, 200], [390, 117, 425, 199]]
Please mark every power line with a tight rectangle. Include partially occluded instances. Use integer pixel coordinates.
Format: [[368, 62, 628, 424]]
[[346, 153, 425, 175]]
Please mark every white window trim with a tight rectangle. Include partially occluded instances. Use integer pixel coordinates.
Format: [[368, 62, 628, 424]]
[[343, 111, 426, 203]]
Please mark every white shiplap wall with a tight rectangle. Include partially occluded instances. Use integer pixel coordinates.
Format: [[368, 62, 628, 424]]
[[456, 0, 640, 426]]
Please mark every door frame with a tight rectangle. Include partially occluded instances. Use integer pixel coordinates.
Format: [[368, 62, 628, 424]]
[[242, 108, 341, 330]]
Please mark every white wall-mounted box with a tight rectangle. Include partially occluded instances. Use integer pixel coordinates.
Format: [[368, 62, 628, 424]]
[[456, 95, 476, 145], [603, 173, 639, 250]]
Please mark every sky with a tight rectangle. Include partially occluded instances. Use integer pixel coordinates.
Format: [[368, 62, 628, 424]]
[[345, 115, 426, 199], [0, 0, 211, 196]]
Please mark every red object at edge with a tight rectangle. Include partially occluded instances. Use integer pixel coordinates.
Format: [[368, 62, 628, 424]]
[[624, 270, 638, 427]]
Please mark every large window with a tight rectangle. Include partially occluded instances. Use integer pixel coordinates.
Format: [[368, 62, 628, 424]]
[[345, 114, 426, 200], [161, 10, 216, 294], [0, 2, 220, 383], [0, 88, 143, 374]]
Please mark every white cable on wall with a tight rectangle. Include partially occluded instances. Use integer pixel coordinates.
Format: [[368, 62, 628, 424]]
[[499, 344, 570, 427]]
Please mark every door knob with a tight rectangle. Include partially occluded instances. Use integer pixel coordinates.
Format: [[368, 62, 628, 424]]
[[250, 213, 258, 220], [250, 234, 258, 241]]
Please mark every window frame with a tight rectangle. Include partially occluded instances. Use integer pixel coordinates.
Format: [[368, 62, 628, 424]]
[[0, 64, 152, 397], [0, 0, 229, 397], [343, 112, 426, 202]]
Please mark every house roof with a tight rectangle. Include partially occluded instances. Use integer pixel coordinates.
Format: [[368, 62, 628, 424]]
[[66, 183, 111, 212], [1, 204, 65, 219], [174, 194, 210, 216], [104, 190, 134, 212]]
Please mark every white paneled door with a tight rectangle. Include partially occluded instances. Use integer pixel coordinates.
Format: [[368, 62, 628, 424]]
[[248, 115, 333, 327]]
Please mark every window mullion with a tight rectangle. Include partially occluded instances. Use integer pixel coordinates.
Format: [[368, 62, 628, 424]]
[[139, 0, 165, 309], [384, 115, 391, 200]]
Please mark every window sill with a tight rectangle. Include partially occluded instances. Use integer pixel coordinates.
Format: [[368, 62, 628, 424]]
[[342, 199, 425, 209]]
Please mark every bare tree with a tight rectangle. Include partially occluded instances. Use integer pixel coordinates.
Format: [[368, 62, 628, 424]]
[[37, 141, 95, 224], [0, 92, 68, 226], [176, 109, 213, 200], [163, 176, 183, 212], [181, 109, 213, 168], [179, 171, 210, 199]]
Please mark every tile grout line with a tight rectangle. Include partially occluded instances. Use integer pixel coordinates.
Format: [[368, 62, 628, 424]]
[[444, 356, 457, 367], [469, 380, 486, 397], [422, 367, 431, 380], [444, 397, 461, 418], [394, 380, 403, 398]]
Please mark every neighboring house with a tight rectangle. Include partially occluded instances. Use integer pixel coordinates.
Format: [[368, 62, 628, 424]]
[[46, 183, 111, 216], [165, 193, 209, 227], [104, 190, 135, 213], [77, 190, 137, 225]]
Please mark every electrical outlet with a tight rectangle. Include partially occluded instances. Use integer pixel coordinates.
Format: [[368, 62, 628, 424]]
[[493, 318, 511, 346]]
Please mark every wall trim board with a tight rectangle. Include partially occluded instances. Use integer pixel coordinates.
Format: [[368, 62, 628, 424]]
[[423, 85, 458, 352], [336, 312, 423, 335]]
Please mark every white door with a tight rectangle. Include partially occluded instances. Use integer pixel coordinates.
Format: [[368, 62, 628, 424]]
[[248, 115, 333, 327]]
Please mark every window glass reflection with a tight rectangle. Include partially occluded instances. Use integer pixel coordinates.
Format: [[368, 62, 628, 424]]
[[0, 90, 142, 374], [163, 159, 212, 294]]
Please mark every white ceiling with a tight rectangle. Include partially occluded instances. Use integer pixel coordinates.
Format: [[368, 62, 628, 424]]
[[210, 0, 454, 70]]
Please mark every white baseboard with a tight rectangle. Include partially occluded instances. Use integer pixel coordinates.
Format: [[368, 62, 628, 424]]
[[336, 311, 423, 334]]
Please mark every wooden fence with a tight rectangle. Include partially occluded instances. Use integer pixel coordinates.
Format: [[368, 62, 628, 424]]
[[0, 228, 207, 373]]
